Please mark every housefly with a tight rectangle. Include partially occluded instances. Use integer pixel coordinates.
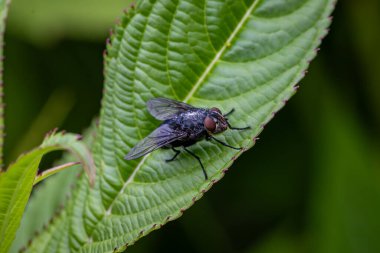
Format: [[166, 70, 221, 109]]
[[124, 97, 250, 180]]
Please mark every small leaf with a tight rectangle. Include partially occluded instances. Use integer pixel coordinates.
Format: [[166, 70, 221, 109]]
[[41, 131, 96, 185], [10, 123, 97, 253], [0, 131, 95, 253]]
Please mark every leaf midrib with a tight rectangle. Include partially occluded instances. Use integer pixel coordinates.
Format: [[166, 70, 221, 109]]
[[85, 0, 261, 247], [183, 0, 260, 102]]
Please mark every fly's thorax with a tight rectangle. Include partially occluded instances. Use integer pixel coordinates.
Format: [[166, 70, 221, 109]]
[[204, 107, 228, 134], [166, 109, 208, 132]]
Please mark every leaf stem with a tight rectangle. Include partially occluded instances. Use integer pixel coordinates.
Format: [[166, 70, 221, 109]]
[[33, 162, 81, 186]]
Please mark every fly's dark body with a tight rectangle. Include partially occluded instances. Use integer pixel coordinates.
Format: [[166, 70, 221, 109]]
[[163, 108, 208, 148], [125, 97, 249, 180]]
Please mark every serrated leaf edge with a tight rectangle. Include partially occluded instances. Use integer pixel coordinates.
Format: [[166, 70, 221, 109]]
[[109, 0, 336, 251]]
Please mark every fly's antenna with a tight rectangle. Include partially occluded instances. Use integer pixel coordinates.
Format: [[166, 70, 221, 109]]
[[223, 108, 235, 117]]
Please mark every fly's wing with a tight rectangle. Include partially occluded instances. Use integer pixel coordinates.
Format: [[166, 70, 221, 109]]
[[125, 124, 187, 160], [147, 97, 194, 120]]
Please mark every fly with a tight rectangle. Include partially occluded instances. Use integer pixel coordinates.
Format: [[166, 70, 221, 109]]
[[124, 97, 250, 180]]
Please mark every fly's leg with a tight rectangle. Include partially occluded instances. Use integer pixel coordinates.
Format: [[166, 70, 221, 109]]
[[227, 121, 251, 131], [207, 135, 241, 150], [184, 147, 208, 180], [165, 147, 181, 162]]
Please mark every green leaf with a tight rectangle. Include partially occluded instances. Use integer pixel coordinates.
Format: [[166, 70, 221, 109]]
[[27, 0, 335, 252], [0, 131, 95, 253], [10, 122, 98, 253], [10, 166, 81, 253]]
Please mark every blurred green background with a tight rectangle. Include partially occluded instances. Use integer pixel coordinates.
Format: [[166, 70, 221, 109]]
[[4, 0, 380, 252]]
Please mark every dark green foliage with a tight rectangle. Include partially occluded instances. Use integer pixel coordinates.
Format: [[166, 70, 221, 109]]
[[3, 0, 380, 253]]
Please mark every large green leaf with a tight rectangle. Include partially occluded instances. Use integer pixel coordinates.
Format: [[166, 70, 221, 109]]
[[0, 132, 95, 253], [27, 0, 335, 252]]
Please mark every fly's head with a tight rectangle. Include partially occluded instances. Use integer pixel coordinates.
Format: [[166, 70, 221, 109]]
[[204, 107, 228, 134]]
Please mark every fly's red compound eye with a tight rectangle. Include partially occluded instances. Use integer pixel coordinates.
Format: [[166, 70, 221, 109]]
[[210, 107, 222, 115], [204, 116, 216, 132]]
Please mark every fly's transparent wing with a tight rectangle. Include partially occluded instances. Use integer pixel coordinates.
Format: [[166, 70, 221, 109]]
[[125, 124, 187, 160], [147, 97, 194, 120]]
